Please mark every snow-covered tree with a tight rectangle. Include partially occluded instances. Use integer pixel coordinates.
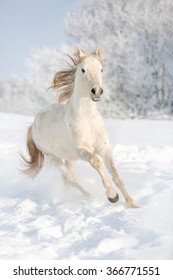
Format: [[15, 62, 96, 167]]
[[0, 47, 68, 115], [66, 0, 173, 118]]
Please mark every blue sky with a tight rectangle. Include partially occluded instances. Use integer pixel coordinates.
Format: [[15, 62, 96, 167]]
[[0, 0, 77, 81]]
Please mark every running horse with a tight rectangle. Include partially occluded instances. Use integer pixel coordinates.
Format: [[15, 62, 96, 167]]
[[21, 47, 137, 208]]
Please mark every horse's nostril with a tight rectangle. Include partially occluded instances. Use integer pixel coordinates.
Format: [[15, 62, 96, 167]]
[[100, 88, 103, 95], [91, 88, 96, 94]]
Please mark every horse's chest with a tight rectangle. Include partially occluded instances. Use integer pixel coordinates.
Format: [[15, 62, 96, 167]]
[[72, 116, 105, 147]]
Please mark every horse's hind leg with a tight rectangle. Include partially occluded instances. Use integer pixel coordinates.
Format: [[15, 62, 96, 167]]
[[103, 149, 138, 208], [65, 160, 76, 171], [52, 157, 90, 197], [62, 160, 76, 185]]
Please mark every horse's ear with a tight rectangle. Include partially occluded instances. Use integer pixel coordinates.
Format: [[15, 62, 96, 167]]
[[94, 47, 102, 60], [76, 47, 85, 59]]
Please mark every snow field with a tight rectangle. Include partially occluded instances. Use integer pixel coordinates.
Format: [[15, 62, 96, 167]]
[[0, 113, 173, 259]]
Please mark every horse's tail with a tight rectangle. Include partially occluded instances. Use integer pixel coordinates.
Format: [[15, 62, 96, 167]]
[[20, 125, 44, 177]]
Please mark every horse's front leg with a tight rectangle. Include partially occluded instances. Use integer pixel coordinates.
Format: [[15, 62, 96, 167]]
[[102, 148, 138, 208], [77, 148, 119, 203]]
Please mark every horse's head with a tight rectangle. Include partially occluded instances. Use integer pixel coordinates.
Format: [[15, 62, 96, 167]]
[[76, 47, 104, 102]]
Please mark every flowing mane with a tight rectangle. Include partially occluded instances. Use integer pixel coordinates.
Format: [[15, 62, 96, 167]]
[[50, 49, 103, 104]]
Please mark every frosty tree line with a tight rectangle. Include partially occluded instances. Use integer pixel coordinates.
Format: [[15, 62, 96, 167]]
[[1, 0, 173, 119]]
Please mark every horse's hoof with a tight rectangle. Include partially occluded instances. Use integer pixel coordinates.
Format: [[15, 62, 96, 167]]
[[84, 191, 91, 198], [128, 202, 139, 208], [108, 193, 119, 203], [127, 199, 139, 208]]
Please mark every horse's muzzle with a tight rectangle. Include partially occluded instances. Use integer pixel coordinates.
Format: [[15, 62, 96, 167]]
[[91, 87, 103, 102], [92, 96, 101, 102]]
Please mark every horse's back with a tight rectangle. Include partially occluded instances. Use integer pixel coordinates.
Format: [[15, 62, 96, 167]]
[[35, 104, 63, 124], [33, 104, 63, 131]]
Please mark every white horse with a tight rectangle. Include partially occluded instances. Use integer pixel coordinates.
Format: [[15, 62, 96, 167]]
[[22, 47, 137, 208]]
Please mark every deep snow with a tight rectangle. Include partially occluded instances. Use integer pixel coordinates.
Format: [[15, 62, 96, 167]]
[[0, 112, 173, 259]]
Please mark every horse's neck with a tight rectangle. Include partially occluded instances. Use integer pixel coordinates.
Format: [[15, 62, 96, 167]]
[[67, 84, 99, 119]]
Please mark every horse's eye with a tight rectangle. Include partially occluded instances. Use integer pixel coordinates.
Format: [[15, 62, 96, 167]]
[[82, 68, 85, 73], [101, 69, 103, 72]]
